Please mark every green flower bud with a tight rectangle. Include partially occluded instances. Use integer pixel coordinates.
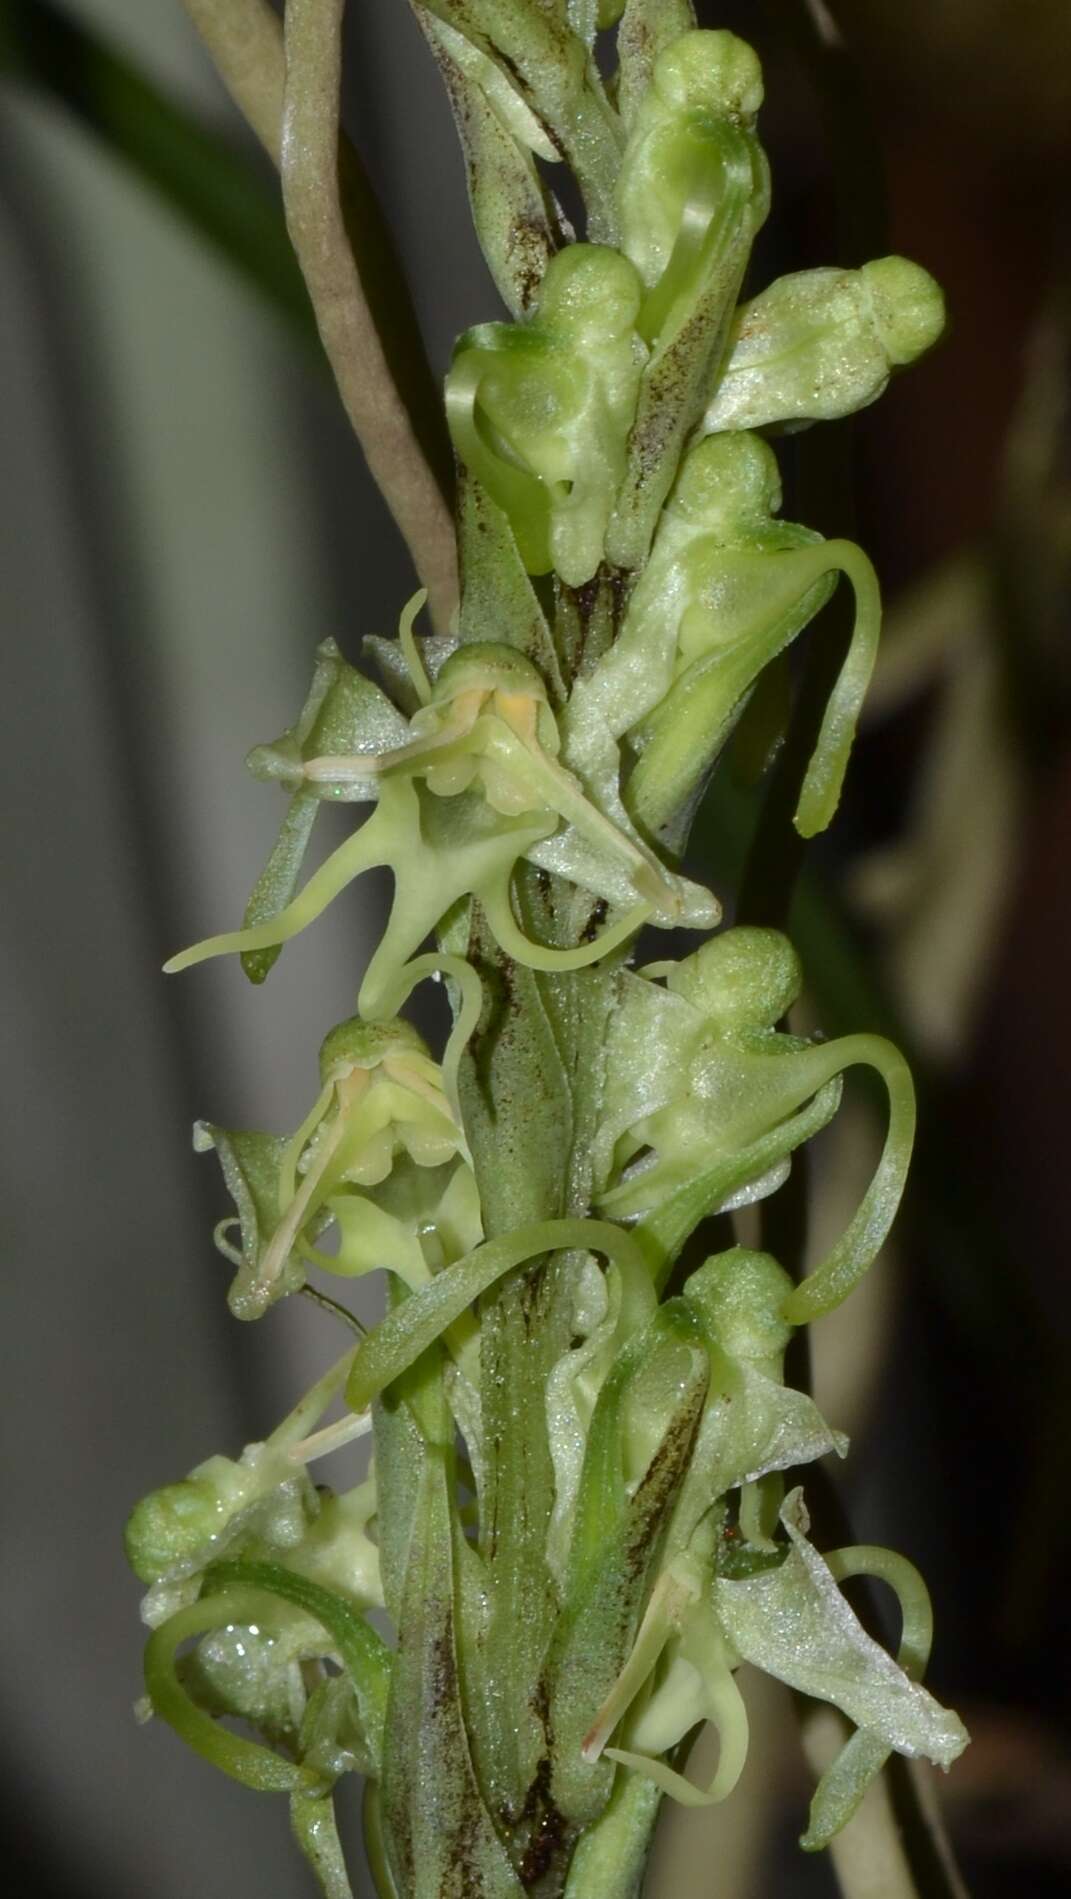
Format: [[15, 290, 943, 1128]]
[[608, 28, 770, 571], [682, 1247, 794, 1365], [124, 1448, 312, 1592], [596, 932, 916, 1318], [705, 255, 946, 433], [445, 243, 645, 585], [575, 433, 880, 837], [668, 926, 802, 1030], [620, 31, 765, 307], [430, 641, 549, 707], [125, 1475, 226, 1585], [669, 430, 783, 534]]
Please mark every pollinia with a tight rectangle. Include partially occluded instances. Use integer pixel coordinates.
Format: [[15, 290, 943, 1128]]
[[127, 4, 965, 1895]]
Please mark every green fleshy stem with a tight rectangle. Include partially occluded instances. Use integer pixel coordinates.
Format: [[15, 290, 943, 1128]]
[[802, 1546, 934, 1851], [345, 1218, 649, 1413], [205, 1559, 391, 1761], [143, 1588, 327, 1794], [363, 1780, 400, 1899], [561, 1768, 661, 1899], [290, 1791, 353, 1899], [267, 1344, 361, 1452]]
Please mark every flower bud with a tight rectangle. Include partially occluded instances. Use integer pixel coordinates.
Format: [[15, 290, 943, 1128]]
[[446, 244, 644, 584], [683, 1247, 794, 1365], [668, 927, 803, 1031], [704, 256, 946, 433]]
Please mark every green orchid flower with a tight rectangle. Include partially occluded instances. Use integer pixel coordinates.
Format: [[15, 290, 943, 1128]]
[[572, 432, 880, 839], [667, 1248, 847, 1556], [124, 1346, 374, 1620], [167, 625, 717, 1012], [573, 1248, 842, 1806], [617, 28, 769, 351], [704, 255, 947, 434], [580, 1488, 966, 1818], [595, 927, 915, 1317], [196, 1013, 479, 1322], [445, 245, 646, 585]]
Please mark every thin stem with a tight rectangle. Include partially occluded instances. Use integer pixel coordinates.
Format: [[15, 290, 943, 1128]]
[[180, 0, 457, 622], [281, 0, 458, 629], [179, 0, 285, 159]]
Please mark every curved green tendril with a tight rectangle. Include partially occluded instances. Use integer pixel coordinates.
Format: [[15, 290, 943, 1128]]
[[346, 1218, 649, 1413], [143, 1589, 326, 1794], [480, 880, 651, 974], [364, 951, 483, 1131], [164, 819, 386, 976], [793, 542, 882, 837], [397, 587, 433, 707], [205, 1559, 391, 1759], [782, 1037, 916, 1323]]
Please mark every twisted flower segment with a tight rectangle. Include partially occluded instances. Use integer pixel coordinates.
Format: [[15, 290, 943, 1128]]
[[133, 11, 962, 1898]]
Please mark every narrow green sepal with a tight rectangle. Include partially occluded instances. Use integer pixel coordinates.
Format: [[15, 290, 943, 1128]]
[[239, 640, 407, 981], [548, 1299, 709, 1826]]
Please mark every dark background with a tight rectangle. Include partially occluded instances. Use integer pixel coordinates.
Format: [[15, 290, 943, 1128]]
[[1, 1, 1069, 1893]]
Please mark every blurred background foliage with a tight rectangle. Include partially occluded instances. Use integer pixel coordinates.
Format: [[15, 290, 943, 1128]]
[[1, 1, 1069, 1894]]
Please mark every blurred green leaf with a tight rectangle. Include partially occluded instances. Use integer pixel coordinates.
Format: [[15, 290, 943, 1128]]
[[0, 0, 318, 342]]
